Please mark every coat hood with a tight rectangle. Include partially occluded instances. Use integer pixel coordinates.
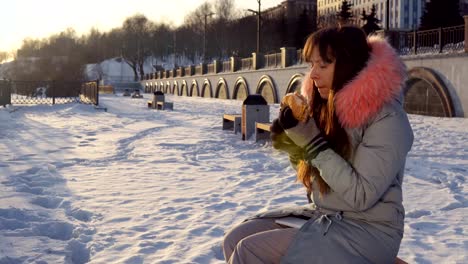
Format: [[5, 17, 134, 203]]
[[301, 35, 407, 128]]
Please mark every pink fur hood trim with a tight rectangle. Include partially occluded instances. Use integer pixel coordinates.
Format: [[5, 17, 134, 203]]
[[302, 35, 407, 128]]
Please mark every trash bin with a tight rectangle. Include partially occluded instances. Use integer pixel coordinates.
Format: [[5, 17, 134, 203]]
[[242, 94, 269, 140], [153, 91, 165, 108]]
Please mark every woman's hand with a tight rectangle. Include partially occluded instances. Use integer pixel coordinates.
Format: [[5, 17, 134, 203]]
[[279, 106, 329, 160], [270, 118, 303, 156]]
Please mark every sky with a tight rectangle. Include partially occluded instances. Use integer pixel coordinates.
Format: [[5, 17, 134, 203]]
[[0, 0, 281, 52], [0, 63, 467, 262]]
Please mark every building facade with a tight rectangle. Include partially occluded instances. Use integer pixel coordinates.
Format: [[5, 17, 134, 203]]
[[317, 0, 427, 30], [262, 0, 317, 31], [261, 0, 318, 48], [262, 0, 317, 21]]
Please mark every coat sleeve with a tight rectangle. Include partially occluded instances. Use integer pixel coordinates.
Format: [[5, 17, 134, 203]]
[[310, 110, 413, 211]]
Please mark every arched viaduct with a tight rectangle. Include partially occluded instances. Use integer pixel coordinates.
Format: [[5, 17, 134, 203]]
[[142, 52, 468, 118], [142, 17, 468, 117]]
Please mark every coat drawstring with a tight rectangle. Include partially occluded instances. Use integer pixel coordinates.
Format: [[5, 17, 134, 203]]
[[317, 211, 343, 236]]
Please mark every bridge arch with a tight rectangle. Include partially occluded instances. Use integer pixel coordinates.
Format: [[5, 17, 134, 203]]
[[404, 67, 455, 117], [179, 81, 188, 96], [256, 75, 277, 104], [190, 80, 199, 97], [216, 78, 229, 99], [165, 81, 172, 94], [286, 73, 305, 94], [172, 81, 179, 96], [179, 80, 188, 96], [233, 77, 249, 101], [201, 79, 213, 98]]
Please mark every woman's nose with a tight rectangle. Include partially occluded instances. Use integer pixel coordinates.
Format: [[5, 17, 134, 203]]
[[309, 69, 318, 80]]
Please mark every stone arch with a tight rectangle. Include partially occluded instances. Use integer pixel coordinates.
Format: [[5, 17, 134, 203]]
[[173, 81, 179, 96], [215, 78, 229, 99], [166, 81, 172, 94], [181, 81, 189, 96], [180, 80, 188, 96], [191, 80, 199, 97], [286, 73, 305, 94], [201, 79, 213, 98], [404, 67, 455, 117], [255, 75, 278, 104], [233, 77, 249, 101], [145, 83, 150, 93]]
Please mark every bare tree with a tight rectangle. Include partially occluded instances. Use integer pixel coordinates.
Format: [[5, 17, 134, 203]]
[[214, 0, 236, 21], [120, 14, 154, 81], [211, 0, 240, 58], [183, 1, 214, 61]]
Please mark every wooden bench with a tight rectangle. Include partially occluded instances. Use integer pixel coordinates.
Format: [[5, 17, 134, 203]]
[[99, 85, 114, 94], [156, 101, 173, 110], [222, 114, 241, 134], [255, 122, 272, 142]]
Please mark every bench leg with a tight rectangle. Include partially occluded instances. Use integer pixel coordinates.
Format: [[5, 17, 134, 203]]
[[255, 128, 271, 142], [234, 117, 241, 134], [223, 119, 234, 130]]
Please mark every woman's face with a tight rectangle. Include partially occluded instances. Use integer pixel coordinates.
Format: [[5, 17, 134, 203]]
[[309, 47, 336, 99]]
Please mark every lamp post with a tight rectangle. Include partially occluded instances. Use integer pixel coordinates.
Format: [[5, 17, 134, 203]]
[[247, 0, 261, 54], [173, 30, 176, 67], [203, 12, 215, 62]]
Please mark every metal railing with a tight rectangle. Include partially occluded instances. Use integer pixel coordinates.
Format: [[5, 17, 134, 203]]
[[177, 68, 185, 77], [185, 66, 193, 76], [264, 53, 281, 68], [296, 49, 304, 65], [393, 25, 465, 55], [1, 80, 83, 105], [222, 61, 231, 72], [195, 65, 203, 75], [80, 81, 99, 105], [207, 63, 215, 74], [241, 58, 252, 71]]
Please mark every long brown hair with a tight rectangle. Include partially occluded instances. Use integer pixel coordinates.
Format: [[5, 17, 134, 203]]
[[299, 26, 371, 196]]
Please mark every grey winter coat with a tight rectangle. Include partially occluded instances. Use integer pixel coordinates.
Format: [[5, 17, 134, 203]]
[[253, 36, 414, 264]]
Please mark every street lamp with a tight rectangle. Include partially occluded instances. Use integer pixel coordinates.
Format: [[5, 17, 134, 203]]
[[247, 0, 261, 54], [203, 12, 215, 62]]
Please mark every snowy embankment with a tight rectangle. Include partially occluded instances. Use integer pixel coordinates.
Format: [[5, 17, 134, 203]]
[[0, 94, 466, 263]]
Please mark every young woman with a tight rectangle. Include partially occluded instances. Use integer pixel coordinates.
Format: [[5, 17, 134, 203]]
[[223, 26, 414, 264]]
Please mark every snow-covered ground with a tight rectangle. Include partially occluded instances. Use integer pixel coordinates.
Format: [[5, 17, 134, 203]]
[[0, 94, 466, 264]]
